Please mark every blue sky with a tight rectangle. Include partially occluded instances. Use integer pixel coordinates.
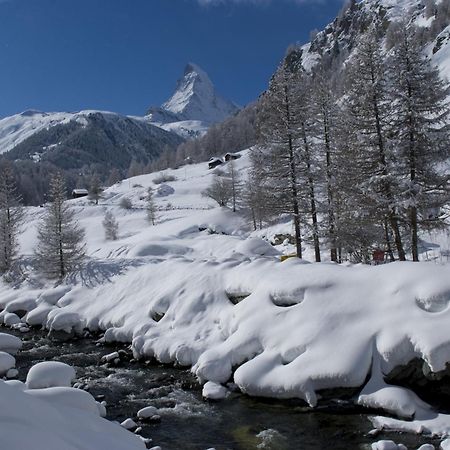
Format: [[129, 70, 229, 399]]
[[0, 0, 344, 118]]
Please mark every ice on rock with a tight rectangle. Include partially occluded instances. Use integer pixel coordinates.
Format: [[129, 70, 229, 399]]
[[121, 418, 138, 430], [26, 361, 76, 389], [371, 441, 407, 450], [417, 445, 435, 450], [0, 351, 16, 375], [137, 406, 158, 419], [0, 332, 22, 354]]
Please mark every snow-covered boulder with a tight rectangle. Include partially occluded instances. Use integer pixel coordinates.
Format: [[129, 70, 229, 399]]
[[26, 361, 76, 389], [0, 351, 16, 375], [202, 381, 229, 400], [0, 333, 22, 354], [371, 441, 407, 450], [137, 406, 158, 420], [3, 312, 21, 326], [234, 237, 280, 258]]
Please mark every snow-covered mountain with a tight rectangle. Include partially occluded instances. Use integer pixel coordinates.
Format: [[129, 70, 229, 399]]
[[146, 63, 240, 137], [287, 0, 450, 81], [0, 109, 183, 189]]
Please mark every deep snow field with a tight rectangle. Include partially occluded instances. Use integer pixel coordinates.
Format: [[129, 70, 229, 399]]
[[1, 151, 450, 449]]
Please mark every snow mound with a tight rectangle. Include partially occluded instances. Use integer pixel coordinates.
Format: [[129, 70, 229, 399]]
[[0, 351, 16, 375], [26, 361, 76, 389], [0, 380, 145, 450], [0, 333, 22, 354]]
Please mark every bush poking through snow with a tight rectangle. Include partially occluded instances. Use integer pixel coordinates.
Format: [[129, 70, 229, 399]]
[[153, 172, 176, 184], [119, 197, 133, 210]]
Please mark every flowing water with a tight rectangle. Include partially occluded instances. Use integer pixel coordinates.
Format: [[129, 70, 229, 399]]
[[5, 329, 440, 450]]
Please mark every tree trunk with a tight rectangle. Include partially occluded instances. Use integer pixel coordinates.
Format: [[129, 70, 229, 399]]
[[302, 124, 321, 262]]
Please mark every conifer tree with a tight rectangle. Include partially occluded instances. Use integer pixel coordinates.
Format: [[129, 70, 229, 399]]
[[103, 210, 119, 240], [35, 173, 85, 279], [257, 64, 304, 258], [146, 187, 157, 225], [388, 25, 450, 261], [342, 28, 406, 260], [0, 164, 24, 273]]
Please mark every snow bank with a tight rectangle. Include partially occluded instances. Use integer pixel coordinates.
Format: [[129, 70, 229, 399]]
[[0, 380, 145, 450]]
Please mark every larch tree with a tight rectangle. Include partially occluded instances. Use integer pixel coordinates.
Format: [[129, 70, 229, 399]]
[[257, 64, 303, 258], [310, 69, 340, 262], [342, 28, 406, 260], [88, 173, 103, 205], [388, 24, 450, 261], [227, 160, 241, 213], [35, 173, 85, 279], [202, 175, 233, 208], [0, 164, 24, 273]]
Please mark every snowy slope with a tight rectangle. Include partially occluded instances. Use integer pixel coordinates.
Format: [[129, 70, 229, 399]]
[[0, 110, 78, 155], [294, 0, 450, 81]]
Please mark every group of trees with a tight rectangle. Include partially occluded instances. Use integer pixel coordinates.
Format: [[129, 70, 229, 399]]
[[244, 25, 449, 263], [0, 167, 160, 279]]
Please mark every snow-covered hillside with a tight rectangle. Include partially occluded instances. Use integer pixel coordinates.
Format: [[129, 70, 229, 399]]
[[1, 153, 450, 441], [0, 110, 80, 155], [294, 0, 450, 81], [146, 63, 240, 137]]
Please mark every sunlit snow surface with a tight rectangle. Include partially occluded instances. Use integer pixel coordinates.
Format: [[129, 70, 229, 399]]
[[1, 151, 450, 439]]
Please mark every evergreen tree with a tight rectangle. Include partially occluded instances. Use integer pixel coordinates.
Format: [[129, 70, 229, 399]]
[[257, 64, 304, 258], [0, 164, 24, 273], [146, 187, 157, 225], [227, 160, 241, 213], [35, 173, 85, 279], [388, 25, 450, 261], [102, 210, 119, 240], [342, 28, 406, 260]]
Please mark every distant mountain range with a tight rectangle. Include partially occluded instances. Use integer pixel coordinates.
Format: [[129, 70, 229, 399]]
[[0, 63, 240, 186]]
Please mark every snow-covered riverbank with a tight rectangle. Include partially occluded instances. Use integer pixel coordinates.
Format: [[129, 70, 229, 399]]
[[1, 153, 450, 441]]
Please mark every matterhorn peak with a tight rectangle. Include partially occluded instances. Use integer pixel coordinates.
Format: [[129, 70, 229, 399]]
[[147, 63, 239, 127]]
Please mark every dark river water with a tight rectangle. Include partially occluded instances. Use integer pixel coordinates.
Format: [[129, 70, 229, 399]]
[[5, 328, 440, 450]]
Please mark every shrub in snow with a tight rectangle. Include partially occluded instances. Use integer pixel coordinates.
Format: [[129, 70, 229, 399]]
[[119, 197, 133, 210], [153, 172, 176, 184], [26, 361, 76, 389]]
